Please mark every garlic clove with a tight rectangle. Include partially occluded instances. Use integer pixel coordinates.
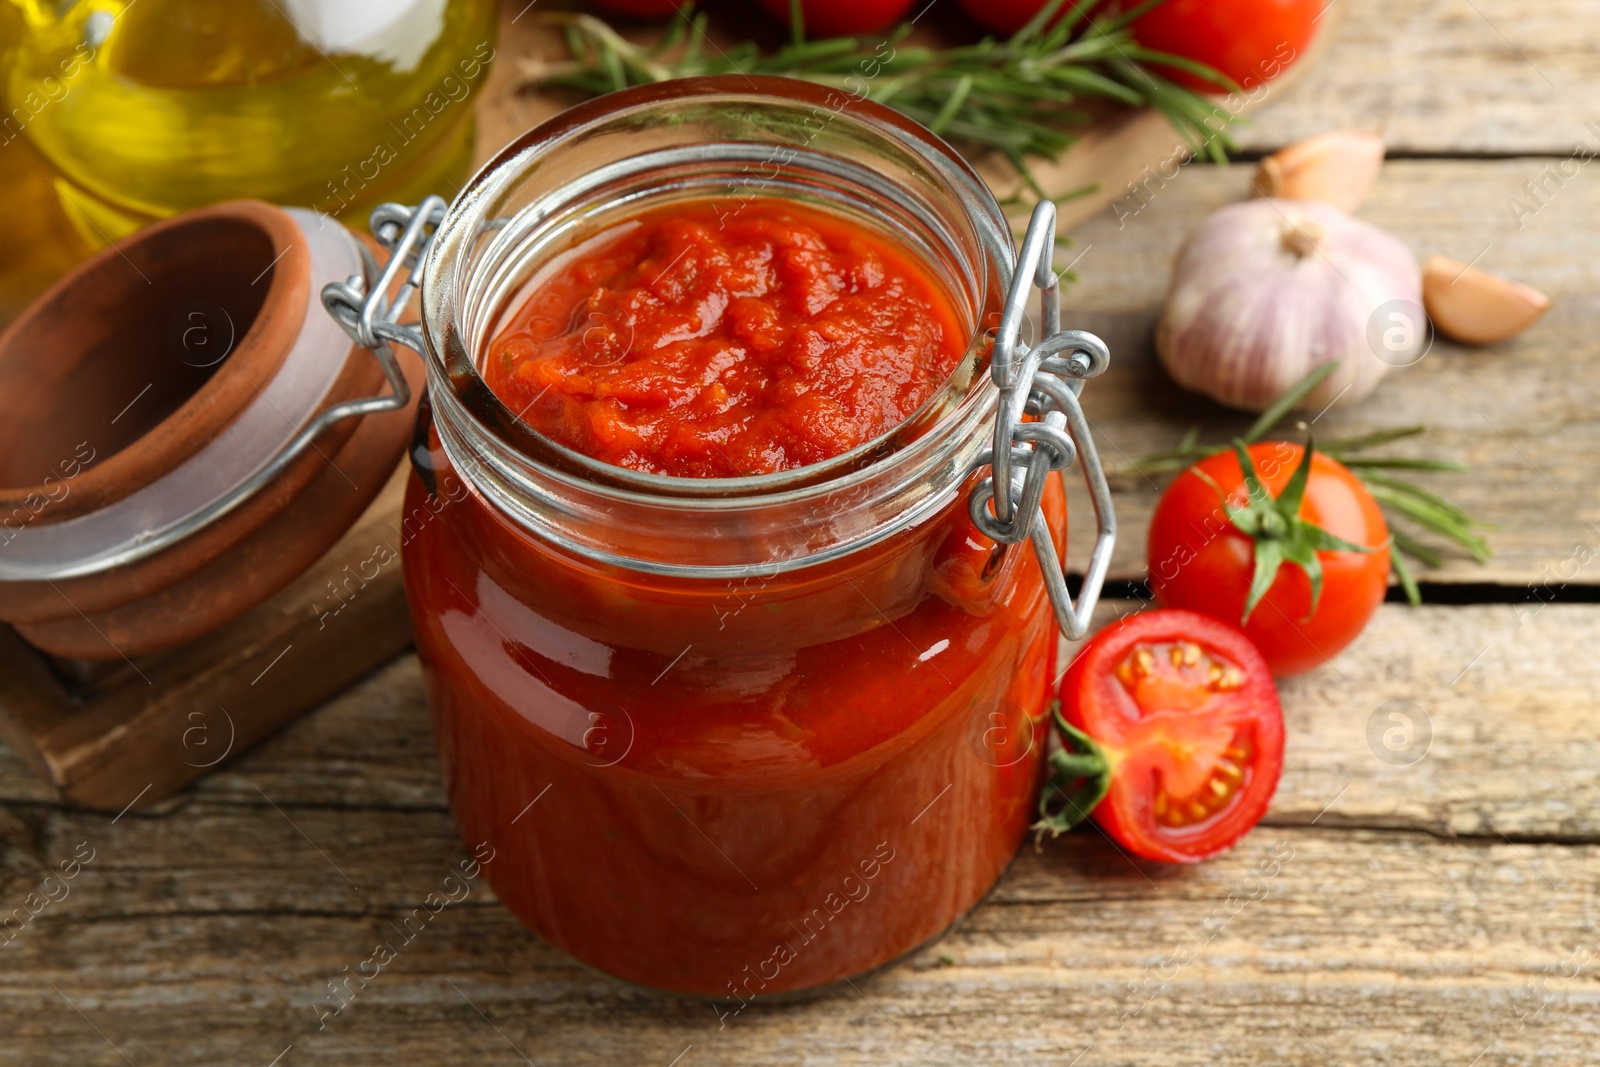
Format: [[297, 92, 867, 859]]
[[1422, 255, 1551, 345], [1252, 130, 1386, 214]]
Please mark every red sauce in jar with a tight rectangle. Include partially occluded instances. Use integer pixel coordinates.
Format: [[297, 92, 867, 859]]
[[482, 200, 967, 477], [404, 196, 1061, 999], [404, 466, 1061, 997]]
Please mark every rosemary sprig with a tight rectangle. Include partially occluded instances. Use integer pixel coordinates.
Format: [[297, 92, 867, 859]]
[[1123, 363, 1494, 604], [519, 0, 1236, 196]]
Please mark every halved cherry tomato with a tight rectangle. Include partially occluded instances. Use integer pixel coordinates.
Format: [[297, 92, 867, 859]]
[[1039, 608, 1284, 863], [756, 0, 916, 37], [1147, 441, 1390, 677]]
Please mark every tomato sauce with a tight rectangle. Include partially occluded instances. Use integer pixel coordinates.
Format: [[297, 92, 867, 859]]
[[482, 200, 967, 478], [404, 196, 1060, 998]]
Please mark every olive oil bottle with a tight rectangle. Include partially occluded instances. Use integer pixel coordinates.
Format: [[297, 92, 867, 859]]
[[2, 0, 498, 243], [0, 0, 92, 326]]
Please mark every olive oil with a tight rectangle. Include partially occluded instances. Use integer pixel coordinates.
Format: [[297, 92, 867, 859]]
[[0, 0, 92, 326], [3, 0, 498, 242]]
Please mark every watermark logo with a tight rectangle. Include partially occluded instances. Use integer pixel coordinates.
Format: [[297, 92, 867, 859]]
[[1366, 298, 1433, 368], [1506, 125, 1599, 231], [970, 707, 1038, 769], [581, 708, 635, 769], [168, 301, 236, 368], [181, 707, 236, 769], [1366, 699, 1432, 766]]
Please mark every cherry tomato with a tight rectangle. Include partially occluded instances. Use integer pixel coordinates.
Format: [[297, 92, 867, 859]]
[[1042, 608, 1284, 863], [955, 0, 1316, 92], [1148, 442, 1391, 677], [756, 0, 916, 37], [592, 0, 690, 17], [1113, 0, 1319, 91]]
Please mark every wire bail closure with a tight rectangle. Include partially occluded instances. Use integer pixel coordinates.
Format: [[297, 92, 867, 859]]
[[968, 201, 1117, 641], [321, 196, 448, 363]]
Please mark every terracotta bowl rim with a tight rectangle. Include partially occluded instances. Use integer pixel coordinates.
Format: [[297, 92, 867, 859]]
[[0, 199, 311, 517]]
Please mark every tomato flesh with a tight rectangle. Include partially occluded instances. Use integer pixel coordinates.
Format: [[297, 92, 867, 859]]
[[1061, 609, 1283, 863]]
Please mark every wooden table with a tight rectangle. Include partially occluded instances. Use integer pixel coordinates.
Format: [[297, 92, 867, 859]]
[[6, 2, 1600, 1063]]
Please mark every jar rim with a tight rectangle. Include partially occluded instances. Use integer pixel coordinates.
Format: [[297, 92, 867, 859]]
[[418, 75, 1016, 574]]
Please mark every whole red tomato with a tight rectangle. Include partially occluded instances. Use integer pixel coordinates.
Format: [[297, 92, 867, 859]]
[[1123, 0, 1320, 91], [1147, 442, 1390, 676], [955, 0, 1316, 92], [592, 0, 691, 16], [757, 0, 915, 36], [1039, 608, 1284, 863]]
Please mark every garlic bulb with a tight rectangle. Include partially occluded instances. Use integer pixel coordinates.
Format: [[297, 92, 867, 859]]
[[1156, 198, 1423, 413]]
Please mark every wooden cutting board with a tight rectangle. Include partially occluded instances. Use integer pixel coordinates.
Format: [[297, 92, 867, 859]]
[[0, 2, 1319, 812]]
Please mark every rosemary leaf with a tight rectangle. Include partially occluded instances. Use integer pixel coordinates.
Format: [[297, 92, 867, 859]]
[[1389, 542, 1423, 605], [1239, 363, 1340, 444], [1339, 456, 1472, 472], [1366, 486, 1493, 562], [1319, 426, 1429, 454], [1390, 528, 1445, 570], [1357, 470, 1482, 527], [929, 74, 974, 135]]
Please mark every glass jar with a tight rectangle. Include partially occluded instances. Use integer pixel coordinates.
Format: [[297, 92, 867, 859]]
[[3, 0, 497, 241], [369, 76, 1113, 1001]]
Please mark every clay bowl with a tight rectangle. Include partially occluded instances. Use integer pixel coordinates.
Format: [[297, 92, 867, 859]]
[[0, 200, 421, 659]]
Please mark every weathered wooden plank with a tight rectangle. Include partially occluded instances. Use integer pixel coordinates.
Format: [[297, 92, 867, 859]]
[[1, 596, 1593, 1063], [1057, 159, 1600, 587], [2, 602, 1597, 923], [1230, 0, 1600, 157], [1069, 159, 1600, 306], [2, 829, 1596, 1066]]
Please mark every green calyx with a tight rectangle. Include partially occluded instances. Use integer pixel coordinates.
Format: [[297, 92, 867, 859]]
[[1033, 703, 1112, 842], [1203, 438, 1375, 625]]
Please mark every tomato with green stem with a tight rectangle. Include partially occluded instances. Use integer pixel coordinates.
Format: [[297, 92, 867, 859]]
[[1131, 364, 1491, 608], [1148, 440, 1391, 676], [1037, 608, 1284, 863]]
